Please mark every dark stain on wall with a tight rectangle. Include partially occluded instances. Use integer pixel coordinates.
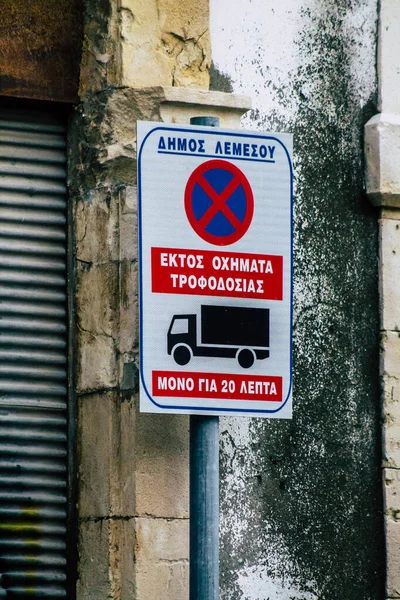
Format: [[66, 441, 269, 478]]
[[209, 61, 234, 93], [216, 2, 385, 599]]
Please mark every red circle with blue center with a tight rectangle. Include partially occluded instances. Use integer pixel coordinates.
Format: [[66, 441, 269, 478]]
[[184, 159, 254, 246]]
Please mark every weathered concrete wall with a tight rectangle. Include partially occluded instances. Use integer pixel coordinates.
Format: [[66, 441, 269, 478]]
[[211, 1, 385, 598], [119, 0, 210, 88], [71, 0, 211, 596], [69, 89, 191, 600], [79, 0, 210, 97], [68, 84, 250, 599]]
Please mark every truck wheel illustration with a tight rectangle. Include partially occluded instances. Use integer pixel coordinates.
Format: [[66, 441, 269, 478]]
[[237, 348, 255, 369], [173, 344, 192, 366]]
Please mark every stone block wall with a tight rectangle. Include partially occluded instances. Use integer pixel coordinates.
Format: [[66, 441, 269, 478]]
[[68, 62, 249, 598], [68, 0, 212, 589]]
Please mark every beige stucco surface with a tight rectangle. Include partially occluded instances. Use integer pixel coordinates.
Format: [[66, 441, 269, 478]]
[[79, 0, 211, 98]]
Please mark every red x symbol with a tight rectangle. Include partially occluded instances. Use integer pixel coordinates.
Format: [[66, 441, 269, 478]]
[[184, 159, 254, 246], [196, 174, 242, 230]]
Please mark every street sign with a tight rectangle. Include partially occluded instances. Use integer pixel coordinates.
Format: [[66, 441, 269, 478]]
[[137, 121, 293, 417]]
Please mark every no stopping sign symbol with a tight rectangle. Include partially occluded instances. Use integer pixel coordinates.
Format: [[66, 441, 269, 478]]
[[184, 159, 254, 246]]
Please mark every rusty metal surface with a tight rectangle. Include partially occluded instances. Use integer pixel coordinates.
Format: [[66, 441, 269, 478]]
[[0, 108, 68, 596], [0, 0, 82, 103]]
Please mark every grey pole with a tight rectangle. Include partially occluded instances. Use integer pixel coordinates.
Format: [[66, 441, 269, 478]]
[[189, 115, 220, 600]]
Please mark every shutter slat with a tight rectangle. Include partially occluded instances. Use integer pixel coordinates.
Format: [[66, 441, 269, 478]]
[[0, 109, 68, 598]]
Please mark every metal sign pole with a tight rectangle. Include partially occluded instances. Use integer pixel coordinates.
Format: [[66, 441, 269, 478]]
[[189, 116, 220, 600]]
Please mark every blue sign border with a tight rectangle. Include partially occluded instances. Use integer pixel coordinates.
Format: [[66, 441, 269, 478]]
[[138, 124, 294, 415]]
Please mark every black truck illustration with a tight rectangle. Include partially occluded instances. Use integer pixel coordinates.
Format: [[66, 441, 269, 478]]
[[167, 305, 269, 369]]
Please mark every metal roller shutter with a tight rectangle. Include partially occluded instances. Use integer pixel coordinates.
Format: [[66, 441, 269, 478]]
[[0, 108, 68, 598]]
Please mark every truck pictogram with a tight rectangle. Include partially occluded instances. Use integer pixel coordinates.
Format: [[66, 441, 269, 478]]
[[167, 305, 270, 369]]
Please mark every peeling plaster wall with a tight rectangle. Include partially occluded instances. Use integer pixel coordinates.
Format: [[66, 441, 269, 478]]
[[69, 87, 193, 600], [211, 1, 385, 599], [79, 0, 211, 96], [119, 0, 210, 88], [71, 0, 212, 594]]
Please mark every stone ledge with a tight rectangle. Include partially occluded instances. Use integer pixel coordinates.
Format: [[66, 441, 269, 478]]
[[159, 86, 252, 110], [159, 86, 252, 126], [365, 113, 400, 207]]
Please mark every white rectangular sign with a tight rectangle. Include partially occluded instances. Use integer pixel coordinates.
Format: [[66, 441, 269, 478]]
[[137, 121, 293, 417]]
